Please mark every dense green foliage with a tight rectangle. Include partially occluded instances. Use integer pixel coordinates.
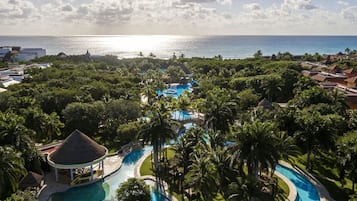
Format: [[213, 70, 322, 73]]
[[116, 178, 151, 201]]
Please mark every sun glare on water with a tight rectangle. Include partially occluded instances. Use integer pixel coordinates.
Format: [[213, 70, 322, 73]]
[[95, 35, 180, 54]]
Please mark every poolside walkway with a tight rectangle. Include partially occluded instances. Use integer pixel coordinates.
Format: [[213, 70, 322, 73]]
[[279, 161, 335, 201], [274, 170, 297, 201], [38, 154, 124, 201]]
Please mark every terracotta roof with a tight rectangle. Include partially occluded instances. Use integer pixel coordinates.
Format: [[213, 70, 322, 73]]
[[302, 70, 318, 77], [344, 68, 357, 74], [258, 98, 273, 110], [19, 171, 43, 188], [311, 74, 328, 82], [328, 65, 342, 72], [345, 76, 357, 83], [49, 130, 107, 165]]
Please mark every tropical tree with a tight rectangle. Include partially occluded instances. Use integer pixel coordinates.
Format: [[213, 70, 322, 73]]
[[231, 120, 298, 182], [329, 89, 348, 115], [294, 110, 338, 170], [336, 131, 357, 192], [0, 146, 27, 200], [139, 109, 176, 181], [142, 69, 164, 104], [42, 112, 64, 142], [204, 88, 237, 134], [116, 178, 150, 201], [166, 66, 185, 83], [186, 146, 217, 201], [345, 48, 351, 55], [253, 50, 263, 59]]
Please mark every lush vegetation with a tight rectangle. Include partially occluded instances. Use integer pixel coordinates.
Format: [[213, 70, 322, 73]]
[[1, 52, 357, 200], [116, 178, 150, 201]]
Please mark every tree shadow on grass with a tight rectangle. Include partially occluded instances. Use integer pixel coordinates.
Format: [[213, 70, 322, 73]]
[[316, 176, 350, 201]]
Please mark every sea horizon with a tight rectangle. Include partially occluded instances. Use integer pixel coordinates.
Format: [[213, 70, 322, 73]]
[[1, 35, 357, 59]]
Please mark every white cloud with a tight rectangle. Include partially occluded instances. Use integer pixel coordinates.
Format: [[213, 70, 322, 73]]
[[342, 6, 357, 22], [337, 0, 349, 6], [243, 3, 261, 11], [282, 0, 317, 10], [0, 0, 37, 23], [180, 0, 232, 5]]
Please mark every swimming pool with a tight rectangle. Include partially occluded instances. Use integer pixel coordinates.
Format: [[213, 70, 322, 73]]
[[157, 83, 192, 98], [171, 111, 192, 121], [275, 165, 320, 201]]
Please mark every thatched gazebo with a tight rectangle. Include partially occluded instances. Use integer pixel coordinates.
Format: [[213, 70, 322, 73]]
[[47, 130, 108, 183]]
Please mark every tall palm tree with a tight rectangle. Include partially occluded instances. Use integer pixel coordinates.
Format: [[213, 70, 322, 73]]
[[210, 145, 239, 198], [187, 147, 217, 201], [139, 109, 176, 181], [0, 146, 27, 200], [231, 120, 297, 182], [204, 89, 237, 134]]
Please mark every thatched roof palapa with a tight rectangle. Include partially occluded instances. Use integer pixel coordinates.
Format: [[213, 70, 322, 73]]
[[49, 130, 107, 165]]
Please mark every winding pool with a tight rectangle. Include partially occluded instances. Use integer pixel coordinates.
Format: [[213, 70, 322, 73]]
[[275, 165, 320, 201]]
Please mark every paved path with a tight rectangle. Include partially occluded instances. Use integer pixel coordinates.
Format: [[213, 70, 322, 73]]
[[274, 170, 297, 201]]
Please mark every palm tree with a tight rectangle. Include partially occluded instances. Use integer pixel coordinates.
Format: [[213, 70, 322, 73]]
[[230, 120, 297, 182], [42, 112, 64, 142], [210, 145, 239, 198], [336, 131, 357, 192], [139, 109, 176, 181], [173, 127, 206, 199], [345, 48, 351, 55], [187, 147, 217, 201], [294, 110, 337, 170], [204, 89, 237, 134], [0, 146, 27, 200]]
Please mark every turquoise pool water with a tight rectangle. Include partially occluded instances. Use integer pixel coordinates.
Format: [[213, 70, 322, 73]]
[[171, 111, 192, 121], [151, 191, 166, 201], [275, 165, 320, 201], [157, 83, 192, 98]]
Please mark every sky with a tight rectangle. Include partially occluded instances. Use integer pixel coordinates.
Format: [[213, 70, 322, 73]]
[[0, 0, 357, 35]]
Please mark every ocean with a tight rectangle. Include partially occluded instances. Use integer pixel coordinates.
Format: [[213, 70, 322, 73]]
[[1, 35, 357, 59]]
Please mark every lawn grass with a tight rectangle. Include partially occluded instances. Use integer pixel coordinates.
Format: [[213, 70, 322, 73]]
[[290, 152, 355, 201], [140, 148, 176, 176]]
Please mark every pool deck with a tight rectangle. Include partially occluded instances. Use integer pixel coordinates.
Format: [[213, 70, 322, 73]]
[[274, 169, 297, 201], [38, 154, 124, 201], [278, 161, 335, 201]]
